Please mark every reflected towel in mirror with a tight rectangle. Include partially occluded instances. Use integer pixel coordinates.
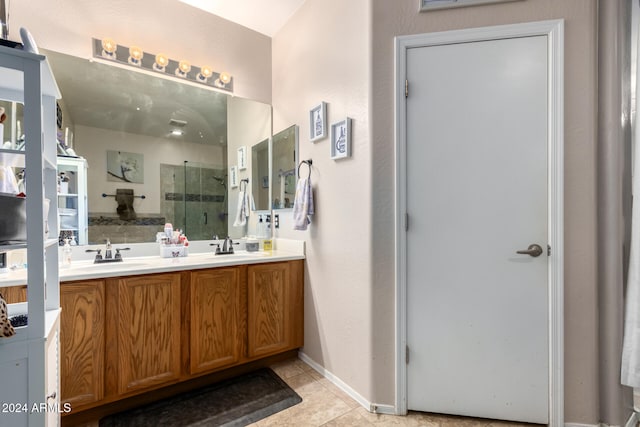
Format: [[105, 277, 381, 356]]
[[233, 190, 255, 227]]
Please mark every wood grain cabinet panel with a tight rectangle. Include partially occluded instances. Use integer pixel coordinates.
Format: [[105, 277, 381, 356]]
[[60, 280, 105, 408], [189, 268, 243, 374], [117, 273, 181, 395], [0, 285, 27, 303], [247, 262, 293, 358]]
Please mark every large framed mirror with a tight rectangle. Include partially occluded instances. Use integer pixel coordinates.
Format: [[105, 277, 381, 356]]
[[42, 48, 271, 244], [271, 125, 298, 210]]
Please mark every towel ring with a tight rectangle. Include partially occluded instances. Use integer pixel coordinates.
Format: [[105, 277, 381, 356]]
[[240, 178, 249, 191], [298, 159, 312, 179]]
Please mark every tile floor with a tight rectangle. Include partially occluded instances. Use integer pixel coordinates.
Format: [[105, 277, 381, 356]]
[[252, 357, 537, 427], [76, 357, 539, 427]]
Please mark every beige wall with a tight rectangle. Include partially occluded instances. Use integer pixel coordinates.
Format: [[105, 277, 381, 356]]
[[272, 0, 374, 404], [10, 0, 272, 103], [274, 0, 600, 423]]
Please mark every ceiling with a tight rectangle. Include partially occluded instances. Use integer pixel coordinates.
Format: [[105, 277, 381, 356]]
[[178, 0, 307, 37]]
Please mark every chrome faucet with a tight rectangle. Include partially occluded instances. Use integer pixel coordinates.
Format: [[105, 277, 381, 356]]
[[104, 239, 112, 260], [210, 236, 238, 255], [85, 239, 130, 263]]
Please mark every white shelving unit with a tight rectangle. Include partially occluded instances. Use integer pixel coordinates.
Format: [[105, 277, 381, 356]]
[[0, 46, 61, 427], [57, 156, 88, 245]]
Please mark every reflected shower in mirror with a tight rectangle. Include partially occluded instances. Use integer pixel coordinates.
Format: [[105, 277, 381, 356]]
[[42, 48, 271, 244], [251, 138, 270, 211], [271, 125, 298, 210]]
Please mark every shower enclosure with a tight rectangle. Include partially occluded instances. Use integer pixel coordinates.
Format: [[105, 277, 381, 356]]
[[160, 161, 228, 241]]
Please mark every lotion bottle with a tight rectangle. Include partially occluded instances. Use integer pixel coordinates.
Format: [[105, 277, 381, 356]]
[[62, 238, 72, 267]]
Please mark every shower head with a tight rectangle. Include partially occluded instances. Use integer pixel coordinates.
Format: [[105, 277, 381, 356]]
[[212, 175, 227, 187]]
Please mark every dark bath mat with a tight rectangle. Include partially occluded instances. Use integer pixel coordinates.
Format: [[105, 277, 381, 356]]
[[100, 368, 302, 427]]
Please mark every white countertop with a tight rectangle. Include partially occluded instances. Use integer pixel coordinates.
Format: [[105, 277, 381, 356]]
[[0, 239, 305, 286]]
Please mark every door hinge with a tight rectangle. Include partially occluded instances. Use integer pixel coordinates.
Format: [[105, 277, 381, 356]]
[[405, 79, 409, 98], [406, 345, 410, 364], [405, 213, 409, 231], [547, 244, 551, 256]]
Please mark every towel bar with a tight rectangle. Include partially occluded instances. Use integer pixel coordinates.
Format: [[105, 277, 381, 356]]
[[102, 193, 146, 199], [298, 159, 312, 179]]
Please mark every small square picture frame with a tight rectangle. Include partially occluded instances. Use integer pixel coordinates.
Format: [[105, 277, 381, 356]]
[[330, 118, 352, 160], [237, 146, 247, 170], [309, 102, 327, 142], [229, 166, 238, 188]]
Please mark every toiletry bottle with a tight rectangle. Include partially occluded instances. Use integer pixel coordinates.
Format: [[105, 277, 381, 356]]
[[63, 238, 72, 266], [164, 223, 173, 242], [265, 215, 271, 237], [257, 215, 264, 238]]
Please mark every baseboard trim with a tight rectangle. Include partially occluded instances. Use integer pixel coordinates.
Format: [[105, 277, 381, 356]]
[[565, 417, 635, 427], [298, 351, 396, 415]]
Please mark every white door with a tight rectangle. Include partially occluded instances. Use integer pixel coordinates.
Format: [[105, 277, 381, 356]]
[[406, 35, 549, 424]]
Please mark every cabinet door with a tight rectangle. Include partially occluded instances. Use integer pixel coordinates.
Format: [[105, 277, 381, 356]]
[[117, 273, 181, 394], [60, 280, 105, 408], [248, 262, 295, 358], [190, 268, 244, 374], [0, 285, 27, 304]]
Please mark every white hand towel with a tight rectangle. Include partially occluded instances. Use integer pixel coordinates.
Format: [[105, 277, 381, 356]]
[[233, 190, 255, 227], [292, 177, 314, 231]]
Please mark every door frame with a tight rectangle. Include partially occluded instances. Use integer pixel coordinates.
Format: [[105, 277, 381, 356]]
[[394, 20, 565, 426]]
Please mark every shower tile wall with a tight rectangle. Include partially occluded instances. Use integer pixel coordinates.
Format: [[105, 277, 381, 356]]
[[160, 164, 228, 241]]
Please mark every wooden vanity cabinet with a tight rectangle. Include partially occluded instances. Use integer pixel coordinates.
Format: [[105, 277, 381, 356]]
[[60, 280, 105, 408], [247, 260, 303, 358], [54, 259, 303, 416], [188, 267, 247, 375], [107, 273, 182, 396], [0, 285, 27, 303]]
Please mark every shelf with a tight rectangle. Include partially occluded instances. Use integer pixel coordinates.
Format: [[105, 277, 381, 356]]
[[0, 46, 60, 98], [0, 148, 25, 168], [0, 242, 27, 251], [57, 193, 78, 197], [0, 305, 61, 343], [44, 238, 58, 249]]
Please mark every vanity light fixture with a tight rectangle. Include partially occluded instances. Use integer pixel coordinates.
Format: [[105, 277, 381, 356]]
[[101, 38, 117, 59], [128, 46, 143, 66], [175, 60, 191, 78], [92, 38, 234, 93]]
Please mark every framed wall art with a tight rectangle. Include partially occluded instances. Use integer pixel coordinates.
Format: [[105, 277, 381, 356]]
[[420, 0, 522, 11], [237, 146, 247, 170], [330, 118, 352, 160], [309, 102, 327, 142], [229, 166, 238, 188]]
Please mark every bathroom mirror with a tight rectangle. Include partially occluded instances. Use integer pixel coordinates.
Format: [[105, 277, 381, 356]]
[[251, 138, 270, 211], [42, 48, 272, 244], [271, 125, 298, 210]]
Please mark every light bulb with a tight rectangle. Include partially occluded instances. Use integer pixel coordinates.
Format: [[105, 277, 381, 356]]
[[101, 38, 117, 59], [177, 60, 191, 75], [128, 46, 143, 66], [219, 72, 231, 84], [153, 53, 169, 72], [197, 65, 213, 82]]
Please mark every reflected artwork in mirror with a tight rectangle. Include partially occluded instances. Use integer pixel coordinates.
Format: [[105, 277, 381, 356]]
[[271, 125, 298, 210], [251, 138, 270, 211], [40, 48, 271, 244]]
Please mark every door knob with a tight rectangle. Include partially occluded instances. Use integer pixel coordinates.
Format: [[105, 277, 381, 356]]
[[516, 244, 543, 257]]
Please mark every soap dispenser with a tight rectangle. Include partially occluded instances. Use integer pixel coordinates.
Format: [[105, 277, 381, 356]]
[[62, 238, 72, 267]]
